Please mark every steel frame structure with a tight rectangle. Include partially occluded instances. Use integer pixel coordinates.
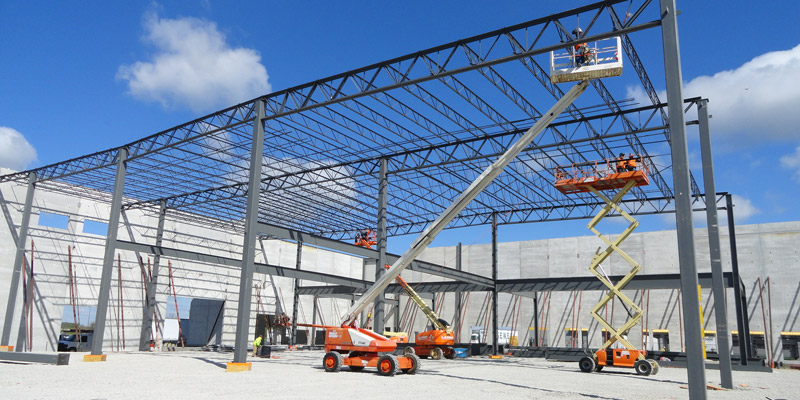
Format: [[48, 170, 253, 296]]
[[0, 0, 702, 239], [0, 1, 724, 396]]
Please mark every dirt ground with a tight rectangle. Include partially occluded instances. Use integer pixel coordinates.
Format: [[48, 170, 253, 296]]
[[0, 350, 797, 399]]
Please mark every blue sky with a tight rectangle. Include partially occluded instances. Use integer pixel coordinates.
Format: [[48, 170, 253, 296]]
[[2, 1, 799, 255]]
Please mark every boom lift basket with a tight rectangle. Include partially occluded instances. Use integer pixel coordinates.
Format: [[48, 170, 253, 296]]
[[550, 37, 622, 84]]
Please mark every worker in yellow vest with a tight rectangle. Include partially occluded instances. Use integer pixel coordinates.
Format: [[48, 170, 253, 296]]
[[253, 334, 263, 357]]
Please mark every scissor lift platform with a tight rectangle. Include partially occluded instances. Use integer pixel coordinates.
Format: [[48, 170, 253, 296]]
[[554, 157, 649, 194]]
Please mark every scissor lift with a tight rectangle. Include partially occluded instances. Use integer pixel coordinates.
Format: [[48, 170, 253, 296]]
[[555, 157, 659, 376]]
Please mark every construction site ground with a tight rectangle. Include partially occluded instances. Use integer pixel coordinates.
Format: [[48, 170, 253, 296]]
[[0, 349, 796, 399]]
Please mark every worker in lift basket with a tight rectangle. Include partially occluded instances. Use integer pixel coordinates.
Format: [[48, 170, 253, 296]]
[[572, 28, 590, 66], [616, 153, 627, 173], [253, 334, 263, 357], [626, 154, 638, 172]]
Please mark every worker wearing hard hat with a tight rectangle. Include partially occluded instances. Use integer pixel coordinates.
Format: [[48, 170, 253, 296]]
[[616, 153, 627, 173], [572, 28, 590, 66]]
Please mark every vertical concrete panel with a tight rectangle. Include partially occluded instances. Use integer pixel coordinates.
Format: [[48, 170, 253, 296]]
[[520, 240, 549, 279]]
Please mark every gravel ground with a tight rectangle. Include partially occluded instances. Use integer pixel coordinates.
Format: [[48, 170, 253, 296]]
[[0, 350, 797, 399]]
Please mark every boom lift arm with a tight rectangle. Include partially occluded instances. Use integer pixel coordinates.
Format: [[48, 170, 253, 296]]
[[340, 79, 590, 327], [386, 265, 451, 332]]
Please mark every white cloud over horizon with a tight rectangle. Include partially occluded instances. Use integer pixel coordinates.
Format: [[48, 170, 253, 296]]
[[0, 127, 38, 171], [117, 13, 271, 113], [658, 193, 759, 228], [728, 194, 760, 223], [628, 44, 800, 142], [780, 146, 800, 183]]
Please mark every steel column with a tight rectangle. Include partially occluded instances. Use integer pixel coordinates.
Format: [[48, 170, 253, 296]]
[[311, 296, 318, 345], [698, 100, 733, 388], [454, 242, 463, 342], [659, 0, 706, 397], [90, 148, 128, 355], [233, 100, 266, 363], [2, 172, 35, 347], [727, 194, 752, 363], [492, 213, 499, 355], [291, 241, 302, 346], [138, 200, 166, 351], [533, 294, 539, 347], [373, 158, 388, 332]]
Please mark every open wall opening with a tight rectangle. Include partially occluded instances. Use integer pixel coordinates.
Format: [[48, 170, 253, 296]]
[[165, 296, 224, 347]]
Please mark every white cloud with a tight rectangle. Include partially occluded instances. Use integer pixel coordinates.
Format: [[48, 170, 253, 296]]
[[780, 146, 800, 183], [117, 13, 271, 113], [627, 44, 800, 141], [728, 194, 760, 222], [658, 193, 759, 228], [0, 127, 38, 171]]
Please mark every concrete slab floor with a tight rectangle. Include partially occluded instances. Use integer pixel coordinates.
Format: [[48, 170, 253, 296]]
[[0, 350, 796, 399]]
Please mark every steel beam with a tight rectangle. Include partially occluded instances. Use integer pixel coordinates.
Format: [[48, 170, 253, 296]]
[[660, 0, 706, 397], [454, 242, 463, 342], [310, 296, 318, 345], [91, 148, 128, 356], [373, 158, 388, 332], [233, 100, 266, 363], [727, 194, 753, 363], [2, 172, 35, 346], [499, 272, 733, 293], [298, 271, 734, 296], [291, 241, 302, 346], [255, 222, 493, 288], [491, 213, 499, 355], [115, 240, 369, 288], [533, 294, 539, 347], [698, 100, 733, 388], [138, 200, 166, 351], [0, 351, 69, 365]]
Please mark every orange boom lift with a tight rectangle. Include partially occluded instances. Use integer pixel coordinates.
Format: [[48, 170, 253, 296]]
[[318, 80, 591, 376], [555, 155, 659, 376], [355, 233, 455, 359]]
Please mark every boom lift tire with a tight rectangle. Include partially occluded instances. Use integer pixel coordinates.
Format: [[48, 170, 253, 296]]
[[444, 348, 455, 359], [579, 356, 596, 373], [430, 347, 444, 360], [401, 354, 420, 374], [323, 352, 343, 372], [634, 359, 652, 376], [594, 364, 603, 372], [403, 347, 416, 357], [648, 360, 659, 375], [377, 354, 399, 376]]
